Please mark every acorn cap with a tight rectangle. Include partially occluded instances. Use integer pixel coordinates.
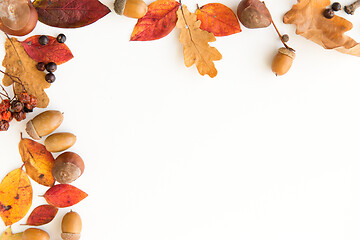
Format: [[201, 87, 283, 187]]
[[278, 47, 296, 59], [61, 233, 80, 240], [114, 0, 127, 15], [25, 120, 40, 140]]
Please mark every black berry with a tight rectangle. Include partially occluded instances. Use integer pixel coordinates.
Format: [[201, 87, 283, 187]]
[[282, 34, 290, 42], [57, 34, 66, 43], [331, 2, 341, 11], [10, 100, 23, 113], [36, 62, 46, 71], [38, 35, 49, 45], [45, 73, 56, 83], [323, 9, 335, 19], [45, 62, 57, 72]]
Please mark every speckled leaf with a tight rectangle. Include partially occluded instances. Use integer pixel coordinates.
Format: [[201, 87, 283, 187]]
[[26, 204, 58, 226], [44, 184, 87, 208]]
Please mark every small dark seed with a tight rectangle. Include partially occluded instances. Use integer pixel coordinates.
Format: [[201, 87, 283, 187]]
[[331, 2, 341, 11], [323, 8, 335, 19], [36, 62, 46, 71], [282, 34, 290, 42], [38, 35, 49, 45], [45, 62, 57, 72], [57, 34, 66, 43], [45, 73, 56, 83]]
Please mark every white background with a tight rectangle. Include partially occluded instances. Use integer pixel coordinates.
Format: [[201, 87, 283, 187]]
[[1, 0, 360, 239]]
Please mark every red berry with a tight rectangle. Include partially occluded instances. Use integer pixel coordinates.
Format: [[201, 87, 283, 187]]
[[1, 111, 12, 122], [29, 95, 37, 107], [0, 121, 9, 131], [18, 92, 30, 104], [10, 100, 24, 113], [13, 111, 26, 121]]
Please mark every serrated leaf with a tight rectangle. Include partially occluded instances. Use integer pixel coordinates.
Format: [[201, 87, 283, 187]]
[[0, 169, 32, 226], [33, 0, 111, 28], [22, 36, 73, 65], [44, 184, 88, 208], [26, 204, 58, 226]]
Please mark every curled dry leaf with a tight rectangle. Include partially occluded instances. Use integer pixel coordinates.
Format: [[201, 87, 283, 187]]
[[22, 36, 73, 65], [284, 0, 360, 56], [0, 227, 23, 240], [2, 38, 50, 108], [130, 0, 181, 41], [176, 5, 222, 78], [26, 204, 58, 226], [196, 3, 241, 37], [33, 0, 111, 28], [44, 184, 88, 208], [0, 169, 32, 226], [19, 137, 55, 187]]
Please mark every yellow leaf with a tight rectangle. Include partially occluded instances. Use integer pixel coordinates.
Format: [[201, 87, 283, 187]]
[[0, 227, 23, 240], [176, 5, 222, 78], [19, 138, 55, 187], [0, 169, 32, 226], [2, 37, 50, 108]]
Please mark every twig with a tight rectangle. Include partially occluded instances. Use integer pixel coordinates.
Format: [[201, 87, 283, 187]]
[[345, 0, 360, 14]]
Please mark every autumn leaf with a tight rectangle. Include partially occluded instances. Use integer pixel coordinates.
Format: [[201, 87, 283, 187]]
[[44, 184, 88, 208], [2, 38, 50, 108], [0, 169, 32, 226], [176, 5, 222, 78], [22, 36, 73, 65], [33, 0, 111, 28], [284, 0, 360, 56], [26, 205, 58, 226], [131, 0, 180, 41], [196, 3, 241, 37], [19, 137, 55, 187], [0, 227, 23, 240]]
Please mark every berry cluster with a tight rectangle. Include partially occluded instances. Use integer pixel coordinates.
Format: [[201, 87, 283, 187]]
[[0, 92, 37, 131], [323, 2, 342, 19], [36, 34, 67, 84]]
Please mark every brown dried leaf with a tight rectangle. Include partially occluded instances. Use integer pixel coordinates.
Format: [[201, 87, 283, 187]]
[[2, 38, 50, 108], [284, 0, 360, 56], [176, 5, 222, 78]]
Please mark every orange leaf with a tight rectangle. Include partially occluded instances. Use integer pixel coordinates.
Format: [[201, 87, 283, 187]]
[[44, 184, 88, 208], [0, 169, 32, 226], [26, 204, 58, 226], [19, 138, 55, 187], [284, 0, 360, 56], [0, 227, 23, 240], [130, 0, 180, 41], [196, 3, 241, 37]]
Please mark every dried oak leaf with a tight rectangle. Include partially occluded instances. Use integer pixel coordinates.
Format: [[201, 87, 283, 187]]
[[0, 169, 33, 226], [284, 0, 360, 56], [44, 184, 88, 208], [2, 38, 50, 108], [176, 5, 222, 78], [19, 137, 55, 187], [26, 204, 58, 226], [196, 3, 241, 37], [22, 36, 73, 65], [33, 0, 111, 28], [0, 227, 23, 240], [130, 0, 180, 41]]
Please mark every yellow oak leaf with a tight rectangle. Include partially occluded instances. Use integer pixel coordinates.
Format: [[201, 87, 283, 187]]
[[0, 227, 23, 240], [2, 37, 50, 108], [0, 169, 33, 226], [176, 5, 222, 78]]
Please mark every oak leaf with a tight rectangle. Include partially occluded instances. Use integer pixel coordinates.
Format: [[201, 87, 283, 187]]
[[2, 38, 50, 108], [19, 137, 55, 187], [22, 36, 73, 65], [44, 184, 88, 208], [26, 204, 58, 226], [284, 0, 360, 56], [196, 3, 241, 37], [0, 227, 23, 240], [176, 5, 222, 78], [0, 169, 33, 226], [130, 0, 180, 41], [33, 0, 111, 28]]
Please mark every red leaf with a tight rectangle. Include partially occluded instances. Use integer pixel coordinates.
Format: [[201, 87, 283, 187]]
[[33, 0, 110, 28], [196, 3, 241, 37], [130, 0, 180, 41], [26, 205, 58, 226], [21, 36, 73, 65], [44, 184, 88, 208]]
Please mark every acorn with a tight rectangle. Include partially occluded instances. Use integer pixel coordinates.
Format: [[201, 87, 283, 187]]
[[52, 152, 84, 184], [26, 110, 63, 140], [61, 211, 82, 240], [45, 132, 77, 152], [114, 0, 148, 19], [271, 47, 295, 76], [23, 228, 50, 240]]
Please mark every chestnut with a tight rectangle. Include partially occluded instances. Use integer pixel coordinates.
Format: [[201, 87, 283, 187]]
[[52, 152, 85, 184]]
